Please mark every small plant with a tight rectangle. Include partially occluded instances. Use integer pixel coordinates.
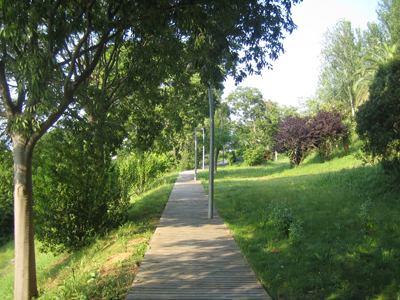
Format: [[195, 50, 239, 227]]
[[358, 198, 375, 233], [228, 151, 237, 165], [289, 219, 305, 244], [269, 201, 293, 237]]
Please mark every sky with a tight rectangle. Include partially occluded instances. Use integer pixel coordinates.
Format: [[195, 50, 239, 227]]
[[222, 0, 380, 107]]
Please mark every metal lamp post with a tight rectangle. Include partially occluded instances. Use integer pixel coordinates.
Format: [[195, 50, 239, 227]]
[[194, 128, 197, 181], [202, 128, 205, 170], [208, 83, 214, 219]]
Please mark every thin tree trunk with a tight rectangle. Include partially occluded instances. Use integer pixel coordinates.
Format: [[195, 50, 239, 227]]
[[253, 121, 257, 144], [13, 136, 38, 300], [349, 86, 355, 117], [214, 109, 224, 173]]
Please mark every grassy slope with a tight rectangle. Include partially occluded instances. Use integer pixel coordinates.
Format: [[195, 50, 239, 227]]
[[199, 153, 400, 300], [0, 172, 179, 300]]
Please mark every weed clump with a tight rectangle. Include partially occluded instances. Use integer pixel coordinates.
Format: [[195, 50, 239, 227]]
[[260, 201, 305, 243]]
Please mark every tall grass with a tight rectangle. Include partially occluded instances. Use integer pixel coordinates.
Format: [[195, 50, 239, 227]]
[[0, 172, 178, 300], [198, 153, 400, 300]]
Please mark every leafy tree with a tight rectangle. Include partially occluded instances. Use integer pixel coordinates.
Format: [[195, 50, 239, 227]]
[[273, 116, 312, 167], [377, 0, 400, 46], [352, 15, 396, 106], [356, 59, 400, 173], [298, 96, 322, 116], [214, 101, 231, 172], [308, 110, 348, 161], [228, 87, 264, 146], [353, 43, 398, 105], [280, 105, 301, 118], [146, 73, 211, 154], [317, 20, 363, 117], [361, 21, 390, 51], [274, 110, 348, 166], [0, 3, 127, 297], [0, 1, 302, 298], [76, 25, 196, 159], [228, 87, 280, 150], [352, 7, 398, 106]]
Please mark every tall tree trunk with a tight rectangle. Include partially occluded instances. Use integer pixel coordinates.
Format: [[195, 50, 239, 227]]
[[214, 109, 224, 173], [253, 121, 257, 144], [13, 135, 38, 300], [349, 86, 355, 117]]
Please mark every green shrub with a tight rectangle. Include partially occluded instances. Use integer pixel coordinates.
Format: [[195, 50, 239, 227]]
[[288, 219, 305, 244], [243, 147, 264, 166], [0, 144, 13, 245], [33, 129, 129, 253], [118, 151, 170, 197], [227, 151, 236, 165], [268, 201, 293, 238]]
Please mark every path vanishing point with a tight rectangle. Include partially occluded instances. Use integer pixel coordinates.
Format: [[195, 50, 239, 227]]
[[126, 169, 271, 300]]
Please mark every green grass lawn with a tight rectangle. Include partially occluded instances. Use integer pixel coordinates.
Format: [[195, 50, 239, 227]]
[[0, 172, 179, 300], [199, 153, 400, 300]]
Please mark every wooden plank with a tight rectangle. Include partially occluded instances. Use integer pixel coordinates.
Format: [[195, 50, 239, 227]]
[[126, 170, 271, 300]]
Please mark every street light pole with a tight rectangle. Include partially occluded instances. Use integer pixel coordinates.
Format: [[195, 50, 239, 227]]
[[208, 83, 214, 219], [194, 127, 197, 181], [202, 128, 205, 170]]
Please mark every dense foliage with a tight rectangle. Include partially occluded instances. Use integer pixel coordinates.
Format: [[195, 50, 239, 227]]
[[243, 146, 265, 166], [118, 151, 171, 197], [227, 151, 237, 165], [356, 58, 400, 173], [318, 20, 362, 117], [309, 110, 349, 161], [274, 115, 311, 167], [33, 129, 129, 253], [274, 110, 348, 166], [228, 87, 280, 150], [0, 142, 13, 245]]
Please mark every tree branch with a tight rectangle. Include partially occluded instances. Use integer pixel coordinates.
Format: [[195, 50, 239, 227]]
[[58, 32, 120, 67], [72, 31, 113, 92], [65, 13, 93, 83], [0, 61, 16, 116], [16, 89, 26, 112]]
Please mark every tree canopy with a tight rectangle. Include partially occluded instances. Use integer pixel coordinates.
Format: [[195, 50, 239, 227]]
[[274, 110, 348, 166], [317, 0, 400, 116], [317, 20, 362, 117], [356, 59, 400, 172], [227, 86, 280, 150]]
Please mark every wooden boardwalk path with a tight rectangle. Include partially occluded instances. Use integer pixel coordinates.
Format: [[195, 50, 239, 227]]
[[126, 170, 271, 300]]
